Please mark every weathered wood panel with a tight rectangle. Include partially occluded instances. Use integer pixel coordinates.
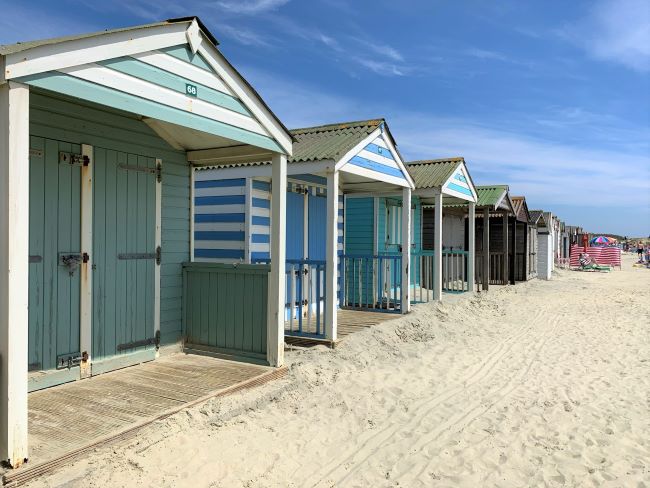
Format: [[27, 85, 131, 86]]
[[183, 263, 269, 362]]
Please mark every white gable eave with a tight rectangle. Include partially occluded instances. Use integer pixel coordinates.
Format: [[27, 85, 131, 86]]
[[335, 127, 414, 189], [441, 161, 477, 203]]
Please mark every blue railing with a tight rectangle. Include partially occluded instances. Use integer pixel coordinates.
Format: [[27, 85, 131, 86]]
[[253, 258, 327, 338], [339, 254, 402, 312]]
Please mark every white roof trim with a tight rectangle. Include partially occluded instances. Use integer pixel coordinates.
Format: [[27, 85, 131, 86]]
[[335, 127, 415, 189], [197, 43, 293, 156], [2, 22, 188, 81], [440, 161, 477, 203]]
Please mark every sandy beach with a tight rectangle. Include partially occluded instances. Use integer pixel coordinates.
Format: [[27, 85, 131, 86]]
[[23, 253, 650, 487]]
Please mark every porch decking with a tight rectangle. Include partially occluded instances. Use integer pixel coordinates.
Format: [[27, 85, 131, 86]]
[[284, 309, 397, 347], [3, 355, 285, 487]]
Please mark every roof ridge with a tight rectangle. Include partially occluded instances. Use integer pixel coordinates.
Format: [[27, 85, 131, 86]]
[[290, 118, 384, 135], [406, 157, 464, 165]]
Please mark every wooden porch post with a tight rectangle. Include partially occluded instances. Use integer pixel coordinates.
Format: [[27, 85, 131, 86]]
[[510, 217, 517, 285], [467, 202, 476, 292], [433, 192, 443, 301], [325, 171, 339, 340], [268, 153, 286, 367], [502, 213, 509, 284], [482, 207, 489, 291], [0, 82, 30, 467], [401, 187, 411, 313]]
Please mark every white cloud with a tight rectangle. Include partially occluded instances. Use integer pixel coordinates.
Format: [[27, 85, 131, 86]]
[[465, 48, 510, 62], [561, 0, 650, 72], [216, 0, 291, 15], [356, 59, 406, 77], [215, 24, 270, 46]]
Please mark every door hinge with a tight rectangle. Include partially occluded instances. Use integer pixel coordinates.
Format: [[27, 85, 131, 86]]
[[156, 162, 162, 183], [156, 245, 162, 265], [56, 352, 86, 370], [59, 152, 90, 166]]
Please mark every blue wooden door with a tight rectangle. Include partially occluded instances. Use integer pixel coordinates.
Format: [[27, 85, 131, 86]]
[[92, 148, 156, 366], [28, 137, 82, 377], [308, 194, 327, 260], [286, 191, 305, 260]]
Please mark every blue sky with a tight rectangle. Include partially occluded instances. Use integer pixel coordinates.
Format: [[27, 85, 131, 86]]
[[1, 0, 649, 236]]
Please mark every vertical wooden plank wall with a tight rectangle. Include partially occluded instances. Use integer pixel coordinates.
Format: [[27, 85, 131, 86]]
[[29, 92, 190, 348]]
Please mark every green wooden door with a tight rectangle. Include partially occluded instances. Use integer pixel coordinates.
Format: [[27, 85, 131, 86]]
[[92, 148, 157, 369], [28, 137, 82, 377]]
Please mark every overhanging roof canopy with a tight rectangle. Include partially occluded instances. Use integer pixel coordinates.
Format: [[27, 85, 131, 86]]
[[192, 118, 415, 190], [444, 184, 515, 214], [511, 196, 531, 223], [407, 157, 478, 203], [0, 17, 292, 155]]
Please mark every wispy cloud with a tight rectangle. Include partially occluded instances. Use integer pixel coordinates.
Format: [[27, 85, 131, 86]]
[[558, 0, 650, 72], [356, 59, 407, 77], [216, 0, 291, 15], [465, 48, 510, 62], [215, 24, 271, 46]]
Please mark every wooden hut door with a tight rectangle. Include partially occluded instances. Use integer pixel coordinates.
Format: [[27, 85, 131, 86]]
[[92, 148, 157, 369], [28, 137, 83, 384]]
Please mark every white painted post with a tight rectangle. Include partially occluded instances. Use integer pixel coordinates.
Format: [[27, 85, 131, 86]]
[[467, 202, 476, 292], [0, 82, 29, 467], [325, 171, 339, 341], [243, 177, 252, 263], [483, 207, 490, 291], [401, 187, 411, 313], [79, 144, 93, 378], [433, 192, 443, 301], [154, 159, 162, 350], [267, 154, 287, 367]]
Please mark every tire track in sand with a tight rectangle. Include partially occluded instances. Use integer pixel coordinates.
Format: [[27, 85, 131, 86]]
[[304, 309, 547, 488]]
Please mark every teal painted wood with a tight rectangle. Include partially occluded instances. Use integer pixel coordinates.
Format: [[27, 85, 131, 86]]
[[30, 92, 190, 353], [92, 148, 156, 362], [28, 137, 82, 375], [160, 45, 216, 73], [183, 263, 269, 361], [99, 57, 250, 116], [20, 72, 283, 153]]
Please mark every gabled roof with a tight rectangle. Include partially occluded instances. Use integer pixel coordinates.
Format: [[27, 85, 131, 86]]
[[1, 17, 293, 154], [529, 210, 544, 225], [476, 185, 510, 208], [406, 157, 463, 189], [289, 119, 387, 163], [510, 196, 531, 223]]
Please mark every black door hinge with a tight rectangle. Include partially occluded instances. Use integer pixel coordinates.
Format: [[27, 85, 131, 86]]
[[156, 245, 162, 265], [156, 162, 162, 183], [59, 152, 90, 166]]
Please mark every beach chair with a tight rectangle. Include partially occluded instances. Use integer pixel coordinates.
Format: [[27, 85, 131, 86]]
[[578, 253, 612, 272]]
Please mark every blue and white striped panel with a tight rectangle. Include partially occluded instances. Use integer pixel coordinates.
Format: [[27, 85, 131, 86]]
[[194, 177, 246, 262], [444, 164, 474, 201], [338, 195, 344, 252], [346, 134, 408, 182], [250, 179, 271, 262]]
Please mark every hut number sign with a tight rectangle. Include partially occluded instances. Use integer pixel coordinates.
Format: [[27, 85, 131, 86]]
[[186, 83, 198, 97]]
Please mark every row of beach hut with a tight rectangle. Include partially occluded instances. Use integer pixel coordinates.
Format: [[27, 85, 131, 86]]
[[0, 17, 583, 467]]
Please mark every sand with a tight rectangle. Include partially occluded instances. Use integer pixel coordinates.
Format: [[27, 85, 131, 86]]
[[23, 253, 650, 487]]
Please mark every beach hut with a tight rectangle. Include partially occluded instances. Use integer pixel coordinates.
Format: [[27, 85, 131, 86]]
[[510, 196, 537, 281], [445, 185, 517, 290], [532, 211, 555, 280], [345, 157, 479, 302], [191, 119, 415, 343], [0, 17, 294, 466]]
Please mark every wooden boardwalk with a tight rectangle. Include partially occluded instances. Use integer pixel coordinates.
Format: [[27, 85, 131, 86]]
[[284, 309, 398, 347], [4, 355, 285, 486]]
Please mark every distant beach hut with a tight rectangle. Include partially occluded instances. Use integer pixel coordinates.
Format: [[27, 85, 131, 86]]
[[510, 196, 537, 281], [531, 210, 556, 280]]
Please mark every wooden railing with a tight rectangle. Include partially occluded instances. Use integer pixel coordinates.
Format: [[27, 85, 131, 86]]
[[475, 251, 508, 285], [340, 254, 402, 312], [252, 258, 327, 338], [442, 250, 469, 292]]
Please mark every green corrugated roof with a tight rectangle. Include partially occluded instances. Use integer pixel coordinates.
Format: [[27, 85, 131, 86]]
[[288, 119, 384, 163], [406, 158, 462, 189], [476, 185, 509, 207], [196, 118, 386, 169], [443, 184, 509, 208]]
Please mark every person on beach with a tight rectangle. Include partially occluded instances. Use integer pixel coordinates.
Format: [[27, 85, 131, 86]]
[[637, 244, 644, 262]]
